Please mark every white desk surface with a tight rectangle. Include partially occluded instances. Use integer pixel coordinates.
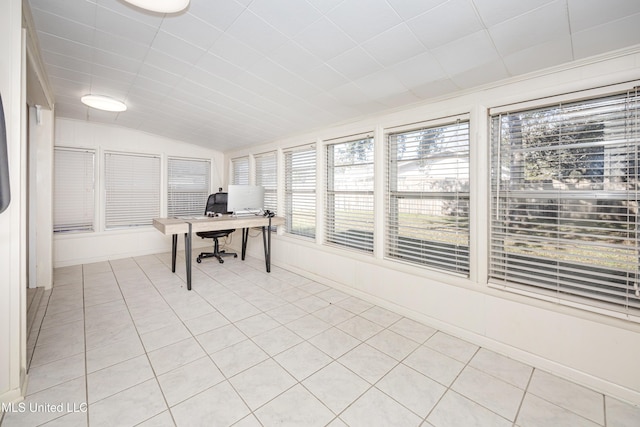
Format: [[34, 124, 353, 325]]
[[153, 215, 284, 235]]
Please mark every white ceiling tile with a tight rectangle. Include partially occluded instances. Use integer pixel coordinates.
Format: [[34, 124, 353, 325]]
[[298, 64, 350, 91], [42, 51, 93, 75], [151, 31, 205, 65], [95, 6, 159, 45], [385, 0, 448, 21], [305, 0, 345, 15], [187, 0, 247, 31], [361, 24, 426, 67], [136, 64, 182, 88], [90, 63, 136, 86], [160, 13, 222, 50], [489, 0, 569, 57], [375, 90, 421, 109], [353, 71, 409, 99], [144, 49, 194, 78], [432, 30, 501, 75], [411, 78, 460, 99], [191, 52, 245, 82], [387, 52, 447, 88], [209, 34, 265, 68], [327, 0, 402, 44], [250, 0, 323, 38], [93, 30, 150, 61], [503, 36, 572, 75], [31, 9, 95, 45], [30, 0, 98, 26], [572, 12, 640, 59], [267, 41, 324, 74], [327, 47, 382, 81], [472, 0, 556, 27], [226, 10, 289, 54], [568, 0, 640, 32], [36, 32, 94, 62], [450, 59, 509, 89], [294, 17, 357, 60], [407, 0, 484, 49], [95, 0, 165, 27], [92, 50, 142, 74]]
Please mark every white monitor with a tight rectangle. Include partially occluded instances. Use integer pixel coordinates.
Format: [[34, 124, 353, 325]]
[[226, 185, 265, 214]]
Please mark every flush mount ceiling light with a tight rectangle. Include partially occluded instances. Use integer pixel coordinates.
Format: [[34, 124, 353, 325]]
[[123, 0, 190, 13], [81, 95, 127, 112]]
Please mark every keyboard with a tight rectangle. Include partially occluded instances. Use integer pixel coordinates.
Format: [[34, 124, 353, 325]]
[[232, 209, 262, 217]]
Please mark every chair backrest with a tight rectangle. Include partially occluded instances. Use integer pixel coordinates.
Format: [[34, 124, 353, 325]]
[[205, 192, 229, 214]]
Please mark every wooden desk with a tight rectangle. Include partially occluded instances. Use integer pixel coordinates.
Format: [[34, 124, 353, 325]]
[[153, 215, 284, 290]]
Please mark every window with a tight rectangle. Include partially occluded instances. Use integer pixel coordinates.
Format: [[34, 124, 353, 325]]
[[168, 157, 211, 217], [255, 151, 277, 213], [326, 136, 374, 252], [490, 90, 640, 315], [386, 120, 470, 274], [53, 148, 95, 232], [105, 152, 161, 229], [284, 146, 316, 238], [231, 156, 249, 185]]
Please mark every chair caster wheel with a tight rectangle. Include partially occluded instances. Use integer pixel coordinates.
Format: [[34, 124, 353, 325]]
[[233, 254, 238, 258], [219, 259, 224, 264], [196, 258, 201, 263]]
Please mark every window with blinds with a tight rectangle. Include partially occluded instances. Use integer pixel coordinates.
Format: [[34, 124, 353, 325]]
[[490, 89, 640, 315], [255, 151, 277, 213], [387, 120, 470, 274], [53, 148, 95, 233], [284, 146, 316, 238], [231, 156, 249, 185], [105, 152, 161, 229], [168, 157, 210, 217], [326, 136, 374, 252]]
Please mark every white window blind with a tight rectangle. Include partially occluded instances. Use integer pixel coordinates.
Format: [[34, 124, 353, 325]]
[[255, 151, 277, 213], [231, 157, 249, 185], [326, 136, 374, 252], [284, 146, 316, 238], [105, 152, 161, 229], [490, 89, 640, 315], [53, 148, 95, 233], [168, 157, 211, 217], [387, 120, 470, 275]]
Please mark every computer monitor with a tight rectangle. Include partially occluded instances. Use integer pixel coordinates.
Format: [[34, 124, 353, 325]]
[[226, 185, 265, 214]]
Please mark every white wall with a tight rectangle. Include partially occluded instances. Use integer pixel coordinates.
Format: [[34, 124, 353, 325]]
[[29, 106, 54, 289], [53, 119, 225, 267], [0, 0, 26, 405], [227, 47, 640, 405]]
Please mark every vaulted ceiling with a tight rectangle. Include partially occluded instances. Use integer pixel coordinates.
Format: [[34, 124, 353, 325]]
[[28, 0, 640, 151]]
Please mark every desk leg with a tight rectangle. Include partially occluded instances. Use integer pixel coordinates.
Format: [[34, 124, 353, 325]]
[[241, 228, 249, 260], [263, 217, 272, 273], [185, 223, 192, 291], [171, 234, 178, 273]]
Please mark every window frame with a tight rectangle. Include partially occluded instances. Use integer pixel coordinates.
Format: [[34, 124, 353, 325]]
[[53, 147, 96, 233], [284, 145, 316, 239], [167, 156, 211, 218], [385, 117, 471, 276]]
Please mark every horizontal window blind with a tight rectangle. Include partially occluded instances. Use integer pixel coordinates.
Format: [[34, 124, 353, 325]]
[[105, 152, 161, 229], [255, 151, 277, 213], [168, 157, 210, 217], [53, 148, 95, 233], [232, 156, 249, 185], [284, 146, 316, 238], [490, 89, 640, 315], [326, 136, 374, 252], [387, 120, 470, 275]]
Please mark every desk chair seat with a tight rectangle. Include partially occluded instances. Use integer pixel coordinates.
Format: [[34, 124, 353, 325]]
[[196, 192, 237, 264]]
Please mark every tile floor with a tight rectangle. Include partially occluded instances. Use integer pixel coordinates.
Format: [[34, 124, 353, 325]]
[[2, 252, 639, 427]]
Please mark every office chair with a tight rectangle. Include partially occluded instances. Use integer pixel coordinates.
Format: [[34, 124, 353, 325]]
[[196, 192, 238, 264]]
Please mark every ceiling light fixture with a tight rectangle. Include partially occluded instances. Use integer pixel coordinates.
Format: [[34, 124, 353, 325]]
[[81, 95, 127, 112], [123, 0, 190, 14]]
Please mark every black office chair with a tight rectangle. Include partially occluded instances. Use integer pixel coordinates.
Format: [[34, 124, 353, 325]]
[[196, 192, 238, 264]]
